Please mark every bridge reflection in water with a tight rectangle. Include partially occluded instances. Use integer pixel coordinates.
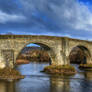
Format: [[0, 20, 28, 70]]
[[0, 63, 92, 92], [0, 81, 15, 92], [50, 77, 70, 92]]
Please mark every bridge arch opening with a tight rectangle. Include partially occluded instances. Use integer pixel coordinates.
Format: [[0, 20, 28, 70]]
[[15, 43, 55, 75], [69, 45, 91, 64], [16, 43, 54, 65]]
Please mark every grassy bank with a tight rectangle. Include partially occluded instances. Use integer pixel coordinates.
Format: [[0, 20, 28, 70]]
[[43, 65, 76, 75], [0, 68, 24, 80]]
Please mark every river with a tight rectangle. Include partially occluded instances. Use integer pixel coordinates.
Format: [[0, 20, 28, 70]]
[[0, 62, 92, 92]]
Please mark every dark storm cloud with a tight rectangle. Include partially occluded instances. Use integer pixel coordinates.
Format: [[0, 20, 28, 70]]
[[0, 0, 22, 13]]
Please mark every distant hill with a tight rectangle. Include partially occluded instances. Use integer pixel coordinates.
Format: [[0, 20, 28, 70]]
[[16, 46, 50, 64]]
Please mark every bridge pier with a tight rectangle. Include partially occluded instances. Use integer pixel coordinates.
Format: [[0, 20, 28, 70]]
[[61, 38, 70, 65], [0, 50, 14, 68]]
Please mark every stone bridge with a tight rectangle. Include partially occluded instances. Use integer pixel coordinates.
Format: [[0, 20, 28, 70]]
[[0, 35, 92, 68]]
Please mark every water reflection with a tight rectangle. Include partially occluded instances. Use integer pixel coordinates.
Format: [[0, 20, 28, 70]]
[[0, 81, 15, 92], [15, 76, 50, 92], [0, 63, 92, 92], [50, 77, 70, 92], [16, 62, 49, 76], [84, 72, 92, 80]]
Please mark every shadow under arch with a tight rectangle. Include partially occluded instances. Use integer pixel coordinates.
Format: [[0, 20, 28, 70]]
[[69, 45, 91, 64], [15, 42, 56, 65]]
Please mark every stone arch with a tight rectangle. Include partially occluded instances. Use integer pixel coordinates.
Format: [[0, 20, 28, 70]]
[[69, 45, 91, 64], [15, 41, 56, 65]]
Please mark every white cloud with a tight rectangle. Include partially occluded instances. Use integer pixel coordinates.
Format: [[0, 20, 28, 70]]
[[0, 10, 26, 23], [20, 0, 92, 32], [48, 0, 92, 31]]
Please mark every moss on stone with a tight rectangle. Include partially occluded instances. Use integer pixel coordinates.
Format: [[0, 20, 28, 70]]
[[79, 64, 92, 70], [80, 64, 92, 67], [43, 65, 76, 75]]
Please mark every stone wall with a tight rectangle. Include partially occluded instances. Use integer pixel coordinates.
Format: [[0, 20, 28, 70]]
[[0, 35, 91, 68]]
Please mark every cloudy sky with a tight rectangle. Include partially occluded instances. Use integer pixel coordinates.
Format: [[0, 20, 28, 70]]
[[0, 0, 92, 40]]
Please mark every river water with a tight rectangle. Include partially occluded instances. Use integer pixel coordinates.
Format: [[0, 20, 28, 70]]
[[0, 62, 92, 92]]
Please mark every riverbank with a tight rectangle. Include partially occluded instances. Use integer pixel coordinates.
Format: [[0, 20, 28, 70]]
[[43, 65, 76, 75], [16, 48, 50, 64], [0, 68, 24, 80], [16, 59, 30, 64]]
